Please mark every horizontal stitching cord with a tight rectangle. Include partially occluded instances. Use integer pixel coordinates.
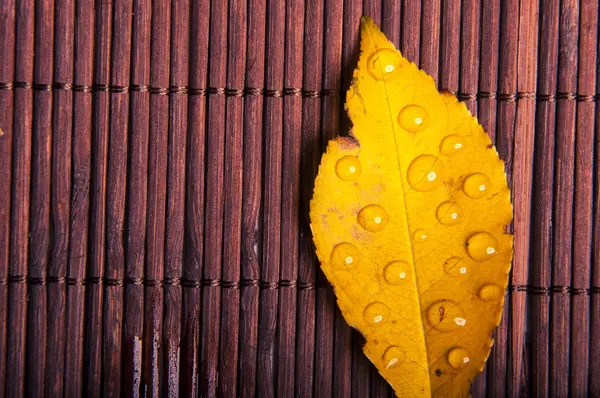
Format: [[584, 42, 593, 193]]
[[1, 276, 597, 295], [0, 82, 335, 97], [1, 82, 598, 102]]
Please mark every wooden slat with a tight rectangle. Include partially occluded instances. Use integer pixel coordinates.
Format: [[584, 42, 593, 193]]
[[144, 0, 171, 396], [530, 1, 559, 396], [420, 0, 441, 84], [27, 0, 55, 394], [7, 1, 34, 396], [122, 0, 151, 395], [277, 0, 305, 395], [257, 0, 285, 394], [162, 0, 189, 393], [199, 0, 227, 395], [402, 0, 421, 63], [238, 0, 266, 395], [63, 1, 94, 395], [104, 1, 133, 395], [550, 0, 579, 396], [591, 14, 600, 395], [181, 0, 209, 394], [439, 0, 460, 93], [46, 0, 74, 395], [0, 0, 16, 394], [219, 0, 246, 395], [85, 0, 112, 395], [570, 1, 597, 396]]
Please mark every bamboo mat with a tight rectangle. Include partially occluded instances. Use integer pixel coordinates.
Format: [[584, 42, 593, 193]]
[[0, 0, 598, 397]]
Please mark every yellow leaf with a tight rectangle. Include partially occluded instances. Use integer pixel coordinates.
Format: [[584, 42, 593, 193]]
[[309, 17, 513, 397]]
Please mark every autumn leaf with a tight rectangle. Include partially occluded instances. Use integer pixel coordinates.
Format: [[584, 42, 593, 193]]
[[310, 17, 513, 397]]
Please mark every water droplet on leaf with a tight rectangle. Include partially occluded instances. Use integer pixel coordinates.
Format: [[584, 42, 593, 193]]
[[407, 155, 445, 191]]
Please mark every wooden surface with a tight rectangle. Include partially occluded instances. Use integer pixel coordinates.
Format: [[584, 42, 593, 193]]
[[0, 0, 598, 397]]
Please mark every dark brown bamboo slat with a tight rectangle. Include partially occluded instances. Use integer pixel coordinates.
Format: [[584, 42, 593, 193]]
[[296, 0, 323, 395], [337, 3, 362, 396], [419, 0, 441, 84], [550, 1, 579, 396], [439, 0, 460, 93], [104, 1, 133, 396], [510, 0, 539, 396], [570, 1, 597, 395], [46, 0, 74, 395], [63, 1, 94, 395], [257, 0, 285, 395], [478, 0, 500, 143], [85, 0, 112, 395], [382, 0, 401, 47], [402, 0, 421, 64], [313, 1, 342, 396], [219, 0, 246, 396], [163, 0, 189, 394], [144, 0, 171, 395], [181, 0, 209, 394], [238, 0, 266, 395], [122, 0, 151, 395], [592, 16, 600, 396], [488, 0, 518, 395], [459, 0, 480, 115], [352, 334, 371, 397], [530, 1, 559, 396], [199, 0, 227, 396], [0, 1, 16, 394], [278, 0, 305, 395], [27, 1, 55, 394]]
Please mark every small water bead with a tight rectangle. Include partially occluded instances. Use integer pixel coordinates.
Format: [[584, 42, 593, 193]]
[[439, 134, 466, 155], [367, 49, 405, 81], [398, 105, 430, 132], [463, 173, 491, 199], [330, 243, 361, 270], [383, 261, 412, 285], [335, 156, 362, 181], [436, 202, 462, 226], [447, 347, 471, 369], [443, 257, 469, 276], [407, 155, 445, 191], [465, 232, 499, 262], [363, 302, 390, 325], [478, 283, 504, 301], [357, 205, 390, 232], [426, 300, 467, 332], [412, 228, 429, 243], [382, 346, 406, 369]]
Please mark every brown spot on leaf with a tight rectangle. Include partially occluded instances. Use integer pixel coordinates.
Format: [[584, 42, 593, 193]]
[[439, 306, 446, 322], [435, 369, 442, 377], [338, 134, 360, 150]]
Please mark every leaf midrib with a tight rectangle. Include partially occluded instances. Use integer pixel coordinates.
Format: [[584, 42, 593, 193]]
[[364, 20, 433, 394]]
